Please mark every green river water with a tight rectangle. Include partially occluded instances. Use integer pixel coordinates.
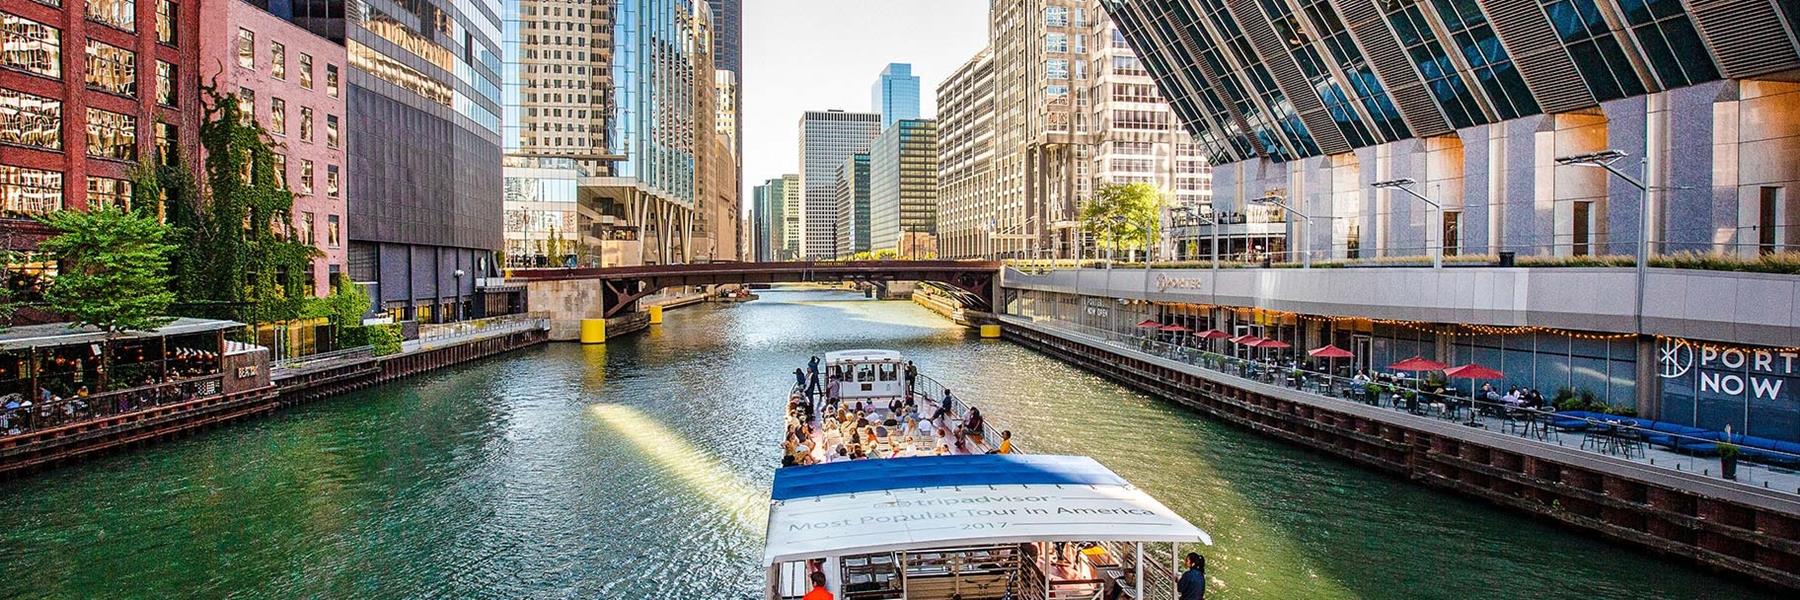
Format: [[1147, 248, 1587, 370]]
[[0, 288, 1774, 599]]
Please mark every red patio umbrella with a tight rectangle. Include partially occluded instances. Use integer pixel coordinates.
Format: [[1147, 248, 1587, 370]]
[[1307, 345, 1353, 359], [1444, 363, 1505, 426], [1159, 324, 1191, 332], [1194, 329, 1231, 340], [1388, 356, 1448, 372], [1135, 319, 1163, 329], [1230, 335, 1264, 345], [1308, 344, 1355, 377], [1253, 339, 1291, 349]]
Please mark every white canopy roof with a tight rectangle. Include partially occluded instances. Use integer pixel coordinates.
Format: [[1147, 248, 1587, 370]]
[[763, 455, 1209, 565], [823, 349, 904, 365]]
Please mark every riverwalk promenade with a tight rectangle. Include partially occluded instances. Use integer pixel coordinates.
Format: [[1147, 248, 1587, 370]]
[[996, 313, 1800, 589]]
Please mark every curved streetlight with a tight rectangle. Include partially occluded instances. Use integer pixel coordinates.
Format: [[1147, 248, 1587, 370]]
[[1370, 178, 1443, 269], [1249, 195, 1312, 268], [1554, 149, 1646, 333]]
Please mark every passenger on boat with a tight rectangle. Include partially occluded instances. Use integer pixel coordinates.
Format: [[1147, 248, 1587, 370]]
[[961, 407, 986, 444], [1179, 553, 1206, 600], [993, 430, 1014, 454], [803, 571, 833, 600]]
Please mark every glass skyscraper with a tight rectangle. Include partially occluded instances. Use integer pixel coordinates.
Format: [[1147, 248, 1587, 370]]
[[871, 63, 921, 129]]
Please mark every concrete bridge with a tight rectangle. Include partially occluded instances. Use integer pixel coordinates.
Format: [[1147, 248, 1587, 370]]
[[510, 261, 1002, 340]]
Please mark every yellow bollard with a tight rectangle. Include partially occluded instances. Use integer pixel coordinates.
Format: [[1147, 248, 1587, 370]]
[[648, 305, 664, 324], [580, 318, 607, 344], [979, 324, 1002, 338]]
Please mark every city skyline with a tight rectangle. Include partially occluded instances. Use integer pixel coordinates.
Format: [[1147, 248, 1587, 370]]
[[741, 0, 987, 207]]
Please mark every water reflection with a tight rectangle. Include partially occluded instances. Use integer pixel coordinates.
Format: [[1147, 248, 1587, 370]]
[[0, 288, 1777, 599]]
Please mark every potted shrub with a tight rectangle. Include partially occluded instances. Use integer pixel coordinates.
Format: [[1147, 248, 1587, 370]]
[[1718, 442, 1740, 481]]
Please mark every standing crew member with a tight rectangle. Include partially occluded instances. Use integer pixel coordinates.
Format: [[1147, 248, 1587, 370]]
[[1178, 552, 1205, 600], [803, 571, 833, 600]]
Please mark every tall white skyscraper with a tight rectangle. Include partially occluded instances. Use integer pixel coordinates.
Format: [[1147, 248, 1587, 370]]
[[798, 111, 882, 259]]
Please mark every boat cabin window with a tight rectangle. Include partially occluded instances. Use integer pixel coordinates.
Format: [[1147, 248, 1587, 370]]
[[878, 363, 897, 381], [855, 364, 875, 382]]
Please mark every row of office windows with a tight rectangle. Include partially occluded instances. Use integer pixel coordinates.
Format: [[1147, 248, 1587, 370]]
[[0, 90, 138, 161], [236, 28, 341, 97]]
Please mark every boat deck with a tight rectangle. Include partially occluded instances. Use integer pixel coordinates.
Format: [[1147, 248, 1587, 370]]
[[786, 378, 995, 465]]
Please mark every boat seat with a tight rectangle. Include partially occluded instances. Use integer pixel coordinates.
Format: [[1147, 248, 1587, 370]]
[[901, 573, 1010, 600]]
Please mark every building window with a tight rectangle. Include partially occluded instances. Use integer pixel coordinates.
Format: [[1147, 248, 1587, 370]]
[[299, 53, 313, 89], [273, 153, 287, 188], [86, 176, 132, 211], [1046, 59, 1069, 80], [156, 61, 176, 106], [0, 165, 62, 217], [1, 14, 61, 79], [327, 214, 340, 248], [1045, 5, 1068, 27], [237, 28, 254, 69], [154, 121, 176, 163], [299, 106, 313, 142], [1759, 186, 1787, 254], [326, 64, 339, 97], [1572, 200, 1594, 256], [270, 41, 285, 79], [269, 97, 286, 135], [0, 89, 62, 150], [86, 108, 137, 161], [156, 0, 176, 45], [299, 211, 316, 245], [85, 40, 135, 97], [299, 159, 313, 195], [1615, 0, 1719, 89], [238, 88, 255, 125], [87, 0, 136, 32], [1538, 0, 1646, 102], [1443, 210, 1461, 257], [326, 115, 339, 147], [326, 164, 339, 198]]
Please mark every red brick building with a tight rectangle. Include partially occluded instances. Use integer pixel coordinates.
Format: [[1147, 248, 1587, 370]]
[[1, 0, 204, 252]]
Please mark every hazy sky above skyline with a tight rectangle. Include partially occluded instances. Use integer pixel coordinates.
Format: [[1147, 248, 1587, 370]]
[[741, 0, 989, 196]]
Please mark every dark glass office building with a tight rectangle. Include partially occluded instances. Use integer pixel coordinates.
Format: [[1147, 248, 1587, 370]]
[[263, 0, 505, 322]]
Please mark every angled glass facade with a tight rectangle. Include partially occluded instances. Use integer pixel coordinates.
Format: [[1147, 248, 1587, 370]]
[[1102, 0, 1753, 163], [871, 63, 921, 129]]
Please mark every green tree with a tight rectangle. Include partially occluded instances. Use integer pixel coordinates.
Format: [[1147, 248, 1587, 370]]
[[174, 84, 319, 324], [318, 273, 372, 330], [36, 205, 176, 333], [1080, 182, 1164, 261]]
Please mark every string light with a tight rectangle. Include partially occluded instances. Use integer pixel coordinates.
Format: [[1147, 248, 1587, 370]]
[[1151, 300, 1638, 340], [1655, 335, 1800, 354]]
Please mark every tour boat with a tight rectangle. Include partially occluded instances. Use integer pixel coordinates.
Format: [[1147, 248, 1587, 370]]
[[768, 349, 1212, 600]]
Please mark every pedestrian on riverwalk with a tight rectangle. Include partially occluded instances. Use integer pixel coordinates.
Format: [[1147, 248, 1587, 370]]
[[1178, 552, 1205, 600], [803, 571, 833, 600]]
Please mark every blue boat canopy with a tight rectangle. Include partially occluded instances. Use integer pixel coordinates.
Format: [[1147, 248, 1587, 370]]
[[764, 454, 1210, 565], [771, 454, 1128, 501]]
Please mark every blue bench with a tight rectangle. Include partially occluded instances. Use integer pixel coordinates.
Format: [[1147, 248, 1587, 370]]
[[1719, 433, 1800, 466], [1544, 411, 1800, 460]]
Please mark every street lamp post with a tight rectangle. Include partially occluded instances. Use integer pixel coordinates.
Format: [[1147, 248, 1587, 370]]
[[1250, 195, 1312, 268], [1554, 149, 1648, 334], [1371, 178, 1443, 269]]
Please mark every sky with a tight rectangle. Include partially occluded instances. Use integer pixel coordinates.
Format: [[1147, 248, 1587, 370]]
[[740, 0, 990, 200]]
